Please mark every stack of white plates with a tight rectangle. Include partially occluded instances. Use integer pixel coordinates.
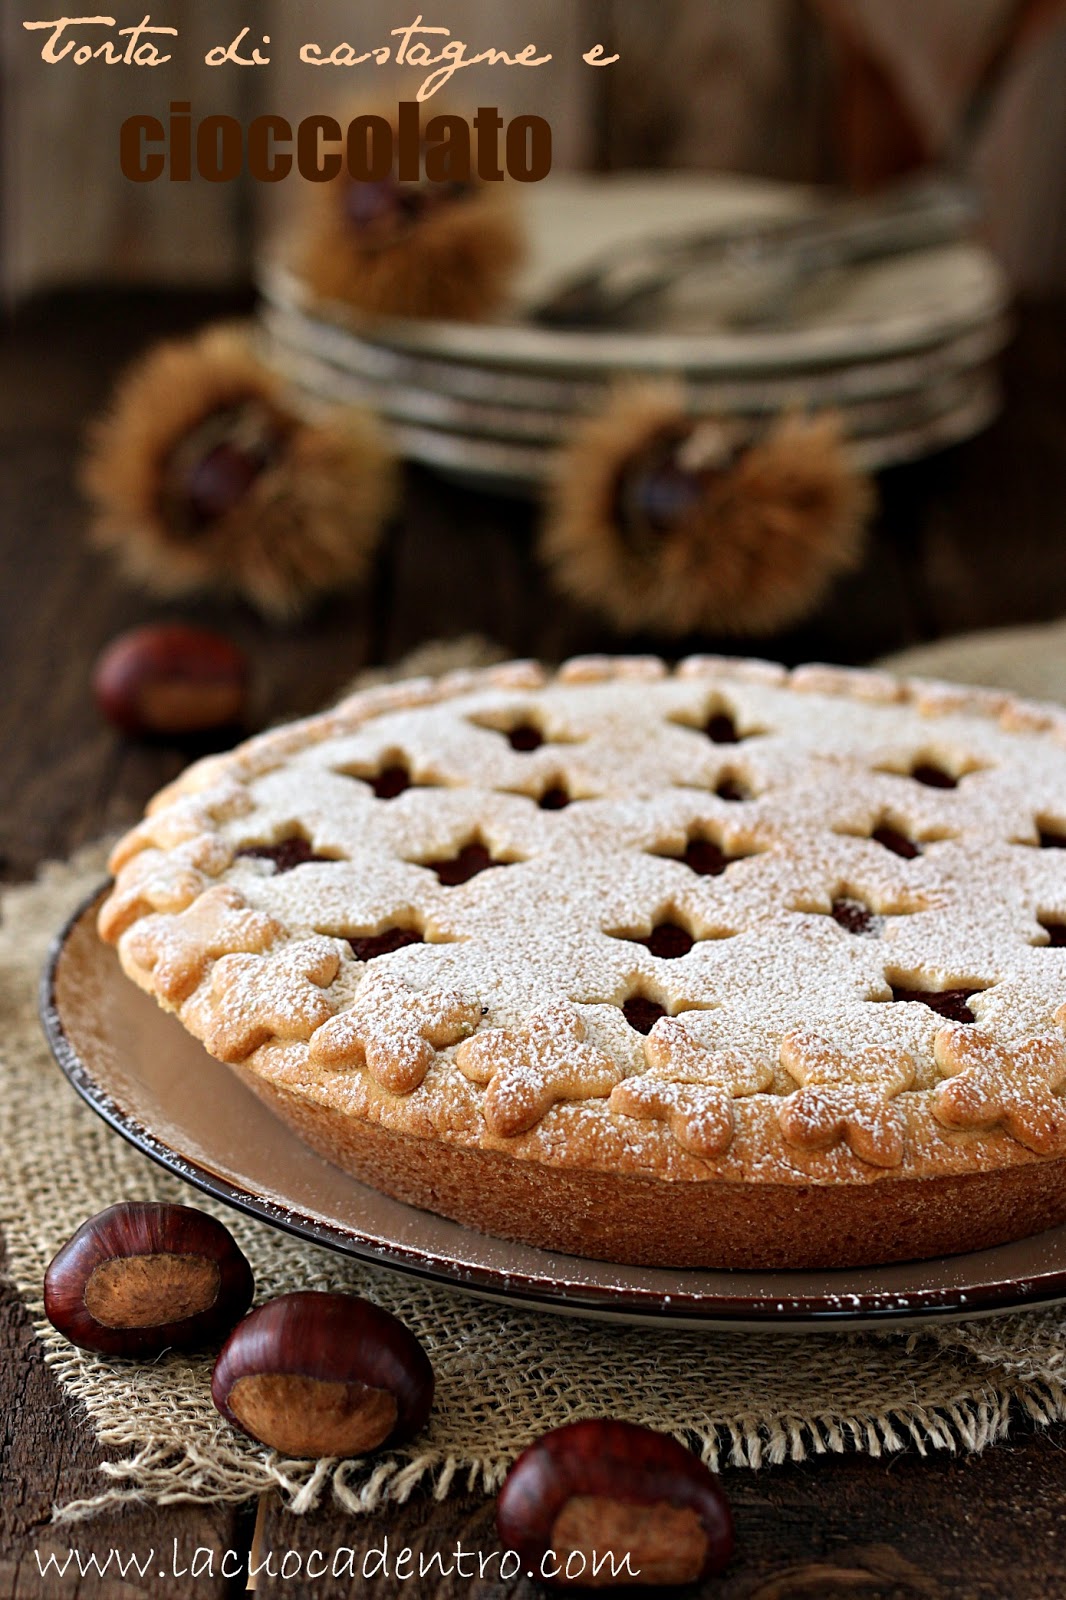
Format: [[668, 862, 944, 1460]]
[[257, 174, 1010, 496]]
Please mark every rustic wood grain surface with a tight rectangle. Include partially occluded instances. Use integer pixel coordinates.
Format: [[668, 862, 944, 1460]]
[[2, 289, 1066, 1598]]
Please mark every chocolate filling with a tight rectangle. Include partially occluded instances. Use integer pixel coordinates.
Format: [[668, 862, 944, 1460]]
[[238, 838, 331, 873], [831, 898, 881, 937], [890, 987, 978, 1023], [622, 996, 668, 1035], [871, 823, 922, 859], [426, 842, 507, 886], [348, 928, 425, 962], [910, 762, 957, 789]]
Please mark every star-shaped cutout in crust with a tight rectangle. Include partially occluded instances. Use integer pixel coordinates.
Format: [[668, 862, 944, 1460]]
[[932, 1025, 1066, 1155], [98, 835, 233, 942], [778, 1028, 915, 1168], [455, 1001, 622, 1139], [309, 974, 484, 1094], [121, 885, 284, 1004], [610, 1017, 772, 1156], [195, 937, 341, 1062]]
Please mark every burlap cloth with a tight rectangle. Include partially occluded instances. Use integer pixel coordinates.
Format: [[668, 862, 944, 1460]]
[[6, 632, 1066, 1524]]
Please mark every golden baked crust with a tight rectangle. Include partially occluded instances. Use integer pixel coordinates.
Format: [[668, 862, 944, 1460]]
[[97, 655, 1066, 1268]]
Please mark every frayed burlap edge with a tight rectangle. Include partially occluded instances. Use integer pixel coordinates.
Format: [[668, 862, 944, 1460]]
[[5, 643, 1066, 1524], [51, 1379, 1066, 1525]]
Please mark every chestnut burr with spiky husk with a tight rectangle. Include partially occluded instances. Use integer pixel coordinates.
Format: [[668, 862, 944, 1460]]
[[297, 109, 524, 322], [541, 386, 874, 637], [81, 325, 397, 620]]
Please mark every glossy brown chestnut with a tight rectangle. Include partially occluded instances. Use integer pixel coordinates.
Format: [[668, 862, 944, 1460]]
[[496, 1419, 734, 1589], [211, 1291, 434, 1459], [92, 624, 248, 738], [44, 1202, 254, 1358]]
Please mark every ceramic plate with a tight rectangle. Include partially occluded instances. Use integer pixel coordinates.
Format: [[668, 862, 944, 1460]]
[[263, 331, 999, 451], [261, 173, 1009, 375], [258, 299, 1011, 415], [42, 893, 1066, 1330]]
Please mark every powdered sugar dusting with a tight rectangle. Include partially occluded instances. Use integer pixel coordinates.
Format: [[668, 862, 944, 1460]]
[[101, 658, 1066, 1183]]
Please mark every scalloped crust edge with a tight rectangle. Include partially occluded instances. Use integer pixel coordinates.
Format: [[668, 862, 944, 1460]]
[[236, 1066, 1066, 1271]]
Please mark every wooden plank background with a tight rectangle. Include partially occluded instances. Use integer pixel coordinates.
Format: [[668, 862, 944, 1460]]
[[4, 0, 1066, 298]]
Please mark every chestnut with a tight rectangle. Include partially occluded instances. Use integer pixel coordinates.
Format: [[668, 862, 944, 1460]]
[[92, 623, 248, 738], [44, 1202, 254, 1357], [496, 1419, 734, 1590], [211, 1291, 434, 1459]]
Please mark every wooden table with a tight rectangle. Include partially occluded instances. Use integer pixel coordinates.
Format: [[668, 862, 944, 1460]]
[[2, 290, 1066, 1598]]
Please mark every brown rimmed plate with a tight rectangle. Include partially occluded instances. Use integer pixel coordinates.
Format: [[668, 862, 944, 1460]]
[[42, 891, 1066, 1331]]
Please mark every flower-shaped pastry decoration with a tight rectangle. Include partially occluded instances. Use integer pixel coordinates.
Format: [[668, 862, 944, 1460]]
[[108, 779, 253, 873], [610, 1016, 772, 1156], [121, 885, 283, 1004], [455, 1001, 622, 1138], [778, 1028, 915, 1168], [196, 937, 341, 1062], [310, 973, 484, 1094], [932, 1025, 1066, 1155], [97, 834, 233, 942]]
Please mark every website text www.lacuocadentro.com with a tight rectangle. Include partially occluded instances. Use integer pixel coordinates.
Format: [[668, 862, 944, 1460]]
[[34, 1535, 640, 1585]]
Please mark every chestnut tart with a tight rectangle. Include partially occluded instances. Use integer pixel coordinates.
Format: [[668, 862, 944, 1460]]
[[98, 655, 1066, 1269]]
